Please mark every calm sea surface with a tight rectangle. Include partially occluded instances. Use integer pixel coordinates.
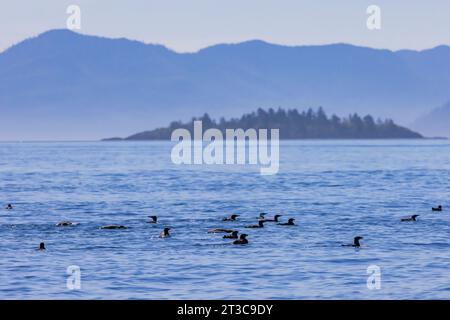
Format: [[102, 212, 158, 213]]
[[1, 140, 450, 299]]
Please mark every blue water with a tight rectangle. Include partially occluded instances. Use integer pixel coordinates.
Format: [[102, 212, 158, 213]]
[[1, 140, 450, 299]]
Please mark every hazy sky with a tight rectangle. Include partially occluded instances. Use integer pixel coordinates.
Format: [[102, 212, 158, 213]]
[[1, 0, 450, 52]]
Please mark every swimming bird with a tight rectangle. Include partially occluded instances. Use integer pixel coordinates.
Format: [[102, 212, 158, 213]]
[[342, 236, 363, 247], [261, 214, 282, 222], [39, 242, 46, 250], [159, 227, 171, 238], [223, 231, 239, 239], [100, 225, 128, 230], [432, 205, 443, 212], [5, 204, 13, 210], [208, 228, 235, 233], [401, 215, 419, 222], [258, 213, 267, 220], [278, 218, 295, 226], [233, 234, 249, 245], [245, 220, 265, 228], [56, 221, 74, 227], [223, 214, 239, 222], [148, 215, 158, 223]]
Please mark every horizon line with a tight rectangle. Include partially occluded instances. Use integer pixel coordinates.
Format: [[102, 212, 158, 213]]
[[1, 138, 446, 143]]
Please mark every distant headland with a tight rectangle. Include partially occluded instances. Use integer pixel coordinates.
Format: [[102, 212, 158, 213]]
[[103, 108, 423, 141]]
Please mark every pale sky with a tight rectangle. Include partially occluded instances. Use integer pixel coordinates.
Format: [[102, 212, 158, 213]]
[[1, 0, 450, 53]]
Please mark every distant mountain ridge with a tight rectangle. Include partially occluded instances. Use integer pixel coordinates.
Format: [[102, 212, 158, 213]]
[[413, 101, 450, 138], [104, 108, 423, 141], [1, 29, 449, 140]]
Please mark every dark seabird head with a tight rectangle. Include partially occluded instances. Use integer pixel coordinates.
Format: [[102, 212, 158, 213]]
[[258, 220, 265, 227], [164, 227, 171, 234], [354, 236, 363, 246], [274, 214, 282, 221], [412, 215, 419, 220], [240, 234, 248, 239], [259, 213, 267, 218], [231, 214, 239, 220], [39, 242, 46, 250], [6, 204, 13, 209], [288, 218, 295, 224], [148, 215, 158, 223]]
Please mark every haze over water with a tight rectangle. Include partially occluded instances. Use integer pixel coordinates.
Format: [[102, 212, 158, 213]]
[[1, 140, 450, 299]]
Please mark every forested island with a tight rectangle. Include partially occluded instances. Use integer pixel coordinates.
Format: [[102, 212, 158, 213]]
[[104, 108, 423, 140]]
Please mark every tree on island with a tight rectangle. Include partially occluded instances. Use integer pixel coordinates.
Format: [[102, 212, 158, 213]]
[[105, 107, 422, 140]]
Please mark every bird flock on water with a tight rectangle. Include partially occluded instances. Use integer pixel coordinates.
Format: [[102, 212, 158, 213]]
[[2, 203, 444, 250]]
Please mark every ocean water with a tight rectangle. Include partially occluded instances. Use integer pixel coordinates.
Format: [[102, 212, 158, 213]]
[[1, 140, 450, 300]]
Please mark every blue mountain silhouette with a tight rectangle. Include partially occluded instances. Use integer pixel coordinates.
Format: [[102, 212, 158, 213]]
[[413, 101, 450, 138], [1, 29, 449, 140]]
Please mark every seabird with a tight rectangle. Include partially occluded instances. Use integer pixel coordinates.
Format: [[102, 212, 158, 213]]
[[56, 221, 74, 227], [223, 231, 239, 239], [258, 213, 267, 220], [223, 214, 239, 222], [261, 214, 282, 222], [100, 225, 128, 230], [208, 228, 235, 234], [342, 236, 363, 247], [233, 234, 249, 245], [159, 227, 171, 238], [148, 215, 158, 223], [278, 218, 295, 226], [245, 220, 265, 228], [401, 215, 419, 222]]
